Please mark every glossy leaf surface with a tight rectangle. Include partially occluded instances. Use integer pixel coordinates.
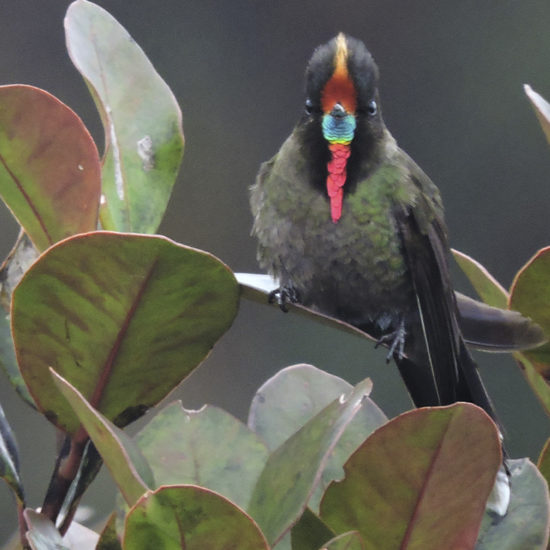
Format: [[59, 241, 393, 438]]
[[136, 401, 269, 510], [0, 85, 100, 251], [65, 0, 184, 233], [12, 232, 238, 433], [248, 364, 386, 511], [510, 247, 550, 376], [320, 404, 501, 550], [123, 485, 269, 550], [248, 378, 373, 547]]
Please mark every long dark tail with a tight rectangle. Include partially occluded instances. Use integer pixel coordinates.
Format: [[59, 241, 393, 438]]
[[395, 335, 499, 423]]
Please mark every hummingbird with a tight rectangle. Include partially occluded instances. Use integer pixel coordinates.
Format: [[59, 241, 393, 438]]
[[250, 33, 498, 417]]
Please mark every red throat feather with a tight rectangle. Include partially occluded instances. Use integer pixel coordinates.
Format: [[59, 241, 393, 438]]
[[327, 143, 351, 223]]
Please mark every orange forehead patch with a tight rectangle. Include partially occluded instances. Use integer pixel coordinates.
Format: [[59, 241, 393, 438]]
[[321, 34, 357, 114]]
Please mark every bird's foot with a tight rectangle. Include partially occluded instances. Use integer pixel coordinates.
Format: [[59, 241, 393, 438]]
[[268, 285, 300, 313], [375, 319, 406, 362]]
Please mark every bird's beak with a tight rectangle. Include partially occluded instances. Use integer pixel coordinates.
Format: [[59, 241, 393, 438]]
[[328, 102, 348, 118]]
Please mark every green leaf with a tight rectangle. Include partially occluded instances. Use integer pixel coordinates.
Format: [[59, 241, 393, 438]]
[[65, 0, 184, 233], [247, 377, 373, 547], [96, 513, 122, 550], [12, 231, 239, 433], [320, 532, 365, 550], [452, 249, 508, 308], [508, 247, 550, 414], [513, 353, 550, 416], [320, 404, 502, 550], [524, 84, 550, 147], [476, 459, 549, 550], [123, 485, 269, 550], [0, 85, 101, 251], [135, 401, 269, 510], [51, 369, 151, 507], [537, 438, 550, 488], [248, 364, 386, 511], [510, 247, 550, 374], [24, 509, 70, 550], [290, 508, 335, 550], [248, 364, 386, 451], [0, 401, 24, 504]]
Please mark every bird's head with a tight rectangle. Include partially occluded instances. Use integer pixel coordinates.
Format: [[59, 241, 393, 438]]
[[301, 34, 384, 222]]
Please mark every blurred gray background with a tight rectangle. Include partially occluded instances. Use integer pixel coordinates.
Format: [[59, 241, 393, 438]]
[[1, 0, 550, 542]]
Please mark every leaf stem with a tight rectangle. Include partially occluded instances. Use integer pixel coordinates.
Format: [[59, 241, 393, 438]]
[[41, 428, 89, 525]]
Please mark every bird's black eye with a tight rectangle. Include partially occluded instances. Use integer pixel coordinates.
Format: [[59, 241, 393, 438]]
[[367, 100, 377, 116], [305, 98, 314, 114]]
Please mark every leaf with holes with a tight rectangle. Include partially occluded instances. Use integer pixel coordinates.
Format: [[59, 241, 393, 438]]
[[0, 85, 101, 251], [320, 404, 502, 550], [248, 364, 386, 512], [65, 0, 184, 233], [247, 378, 373, 547], [12, 231, 239, 433], [136, 401, 269, 510]]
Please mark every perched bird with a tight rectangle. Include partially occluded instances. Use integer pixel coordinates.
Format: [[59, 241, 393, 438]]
[[250, 33, 498, 418]]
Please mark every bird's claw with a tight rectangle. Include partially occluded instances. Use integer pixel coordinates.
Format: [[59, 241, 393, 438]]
[[375, 319, 406, 362], [268, 285, 300, 313]]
